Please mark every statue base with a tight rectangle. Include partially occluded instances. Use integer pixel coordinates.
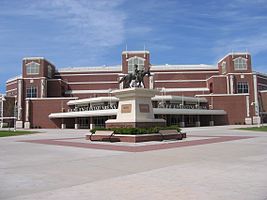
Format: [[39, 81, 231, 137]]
[[105, 88, 166, 128]]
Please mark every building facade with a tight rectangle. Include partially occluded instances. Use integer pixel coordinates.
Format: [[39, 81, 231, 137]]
[[5, 51, 267, 129]]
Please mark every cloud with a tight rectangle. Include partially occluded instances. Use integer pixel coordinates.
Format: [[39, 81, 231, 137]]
[[30, 0, 126, 47]]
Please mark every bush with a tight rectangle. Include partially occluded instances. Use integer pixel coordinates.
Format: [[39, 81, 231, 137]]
[[158, 125, 181, 132], [90, 125, 180, 135]]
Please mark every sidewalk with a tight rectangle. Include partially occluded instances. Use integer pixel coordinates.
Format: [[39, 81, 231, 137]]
[[0, 125, 267, 200]]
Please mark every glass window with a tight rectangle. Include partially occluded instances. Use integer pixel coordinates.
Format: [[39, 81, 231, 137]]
[[221, 61, 226, 74], [26, 86, 37, 98], [0, 100, 3, 117], [237, 82, 249, 93], [234, 57, 247, 70], [128, 57, 145, 73], [48, 65, 53, 78], [26, 62, 40, 75]]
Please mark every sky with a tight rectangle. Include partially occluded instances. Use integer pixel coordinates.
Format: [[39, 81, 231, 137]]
[[1, 0, 267, 93]]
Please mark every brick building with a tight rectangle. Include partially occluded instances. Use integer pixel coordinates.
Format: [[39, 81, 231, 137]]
[[4, 50, 267, 129]]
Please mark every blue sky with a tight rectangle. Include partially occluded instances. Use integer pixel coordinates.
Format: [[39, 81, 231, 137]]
[[1, 0, 267, 93]]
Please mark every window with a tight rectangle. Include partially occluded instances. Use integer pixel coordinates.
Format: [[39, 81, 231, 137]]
[[127, 56, 145, 73], [48, 65, 53, 78], [234, 57, 247, 70], [26, 62, 40, 75], [26, 86, 37, 98], [0, 100, 3, 117], [237, 82, 249, 93], [221, 61, 226, 74]]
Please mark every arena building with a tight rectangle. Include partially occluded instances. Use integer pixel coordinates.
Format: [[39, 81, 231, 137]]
[[3, 50, 267, 129]]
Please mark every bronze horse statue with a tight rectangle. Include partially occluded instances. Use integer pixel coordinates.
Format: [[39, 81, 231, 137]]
[[119, 65, 151, 88]]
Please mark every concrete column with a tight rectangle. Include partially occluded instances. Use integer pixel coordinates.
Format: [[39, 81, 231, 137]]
[[209, 121, 214, 126], [226, 76, 230, 94], [230, 75, 234, 94], [89, 117, 95, 130], [25, 100, 29, 122], [253, 75, 259, 116], [74, 118, 79, 129], [24, 100, 30, 129], [61, 124, 66, 129], [179, 121, 185, 128], [17, 79, 23, 121], [246, 96, 250, 117], [195, 121, 201, 127], [149, 73, 154, 89], [41, 78, 47, 98]]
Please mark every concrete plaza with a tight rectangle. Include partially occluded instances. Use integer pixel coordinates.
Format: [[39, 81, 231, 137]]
[[0, 125, 267, 200]]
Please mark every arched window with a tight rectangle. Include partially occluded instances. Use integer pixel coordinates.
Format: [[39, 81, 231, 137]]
[[26, 62, 40, 75], [127, 56, 145, 73], [233, 57, 247, 70]]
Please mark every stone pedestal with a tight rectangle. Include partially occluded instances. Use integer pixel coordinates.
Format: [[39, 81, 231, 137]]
[[245, 118, 252, 125], [24, 122, 31, 129], [16, 121, 23, 129], [105, 88, 166, 128]]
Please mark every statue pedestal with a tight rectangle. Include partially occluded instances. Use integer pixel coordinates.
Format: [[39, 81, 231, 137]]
[[105, 88, 166, 128]]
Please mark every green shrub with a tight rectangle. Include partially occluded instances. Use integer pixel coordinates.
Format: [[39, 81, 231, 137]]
[[90, 125, 180, 135]]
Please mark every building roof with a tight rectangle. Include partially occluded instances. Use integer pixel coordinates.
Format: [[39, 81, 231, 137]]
[[6, 75, 22, 83], [151, 64, 217, 71], [57, 65, 122, 73], [122, 50, 150, 54], [217, 52, 250, 64]]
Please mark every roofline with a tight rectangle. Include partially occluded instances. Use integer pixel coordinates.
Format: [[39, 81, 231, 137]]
[[23, 57, 56, 67], [151, 64, 217, 71], [122, 50, 150, 55], [218, 52, 250, 64], [57, 65, 122, 73], [6, 75, 22, 83]]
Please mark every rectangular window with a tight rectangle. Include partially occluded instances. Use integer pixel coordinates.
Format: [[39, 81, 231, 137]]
[[26, 86, 37, 98], [26, 62, 40, 75], [237, 82, 249, 93], [0, 101, 3, 117]]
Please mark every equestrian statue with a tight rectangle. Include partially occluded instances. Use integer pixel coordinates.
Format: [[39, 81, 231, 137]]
[[119, 64, 151, 88]]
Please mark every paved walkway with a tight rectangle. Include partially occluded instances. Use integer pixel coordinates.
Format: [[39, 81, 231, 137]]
[[1, 125, 267, 200]]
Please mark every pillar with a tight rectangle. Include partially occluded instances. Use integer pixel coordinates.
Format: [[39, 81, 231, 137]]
[[89, 117, 95, 130], [195, 121, 201, 127], [24, 100, 30, 129], [74, 118, 79, 129]]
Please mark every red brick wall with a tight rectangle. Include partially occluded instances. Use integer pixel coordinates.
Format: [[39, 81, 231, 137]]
[[29, 98, 73, 128], [260, 92, 267, 112], [205, 95, 248, 124]]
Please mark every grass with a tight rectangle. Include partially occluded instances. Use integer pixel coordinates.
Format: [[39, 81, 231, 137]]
[[0, 130, 36, 137], [238, 126, 267, 132]]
